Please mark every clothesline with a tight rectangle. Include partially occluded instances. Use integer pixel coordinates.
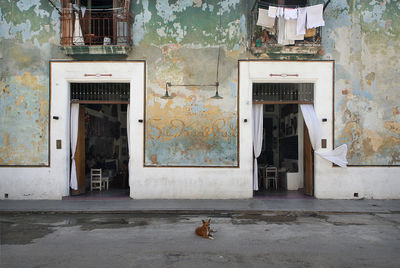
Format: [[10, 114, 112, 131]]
[[64, 7, 124, 11], [256, 1, 330, 11], [258, 2, 306, 9]]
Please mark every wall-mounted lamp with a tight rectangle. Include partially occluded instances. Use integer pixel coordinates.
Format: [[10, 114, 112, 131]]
[[161, 82, 173, 99], [210, 82, 223, 99], [162, 82, 223, 100]]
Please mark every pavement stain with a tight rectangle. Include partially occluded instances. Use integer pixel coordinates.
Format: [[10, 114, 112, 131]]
[[231, 212, 297, 225]]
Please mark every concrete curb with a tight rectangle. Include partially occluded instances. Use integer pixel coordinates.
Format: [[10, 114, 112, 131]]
[[1, 199, 399, 214]]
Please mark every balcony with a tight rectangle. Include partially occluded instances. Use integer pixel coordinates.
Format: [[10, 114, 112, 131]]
[[249, 1, 324, 58], [60, 4, 132, 56]]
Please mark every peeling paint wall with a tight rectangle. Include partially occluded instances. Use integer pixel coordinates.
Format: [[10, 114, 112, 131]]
[[322, 0, 400, 165], [129, 0, 247, 166], [0, 0, 65, 165]]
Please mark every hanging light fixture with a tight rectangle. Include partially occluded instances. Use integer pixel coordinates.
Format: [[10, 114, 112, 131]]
[[161, 82, 173, 99], [210, 82, 223, 99], [211, 8, 223, 99]]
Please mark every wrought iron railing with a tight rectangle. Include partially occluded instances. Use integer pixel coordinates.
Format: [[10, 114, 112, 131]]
[[61, 8, 132, 46], [253, 83, 314, 102], [71, 83, 130, 102]]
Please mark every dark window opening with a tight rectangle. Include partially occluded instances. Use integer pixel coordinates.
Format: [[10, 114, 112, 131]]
[[71, 83, 130, 102], [253, 83, 314, 102]]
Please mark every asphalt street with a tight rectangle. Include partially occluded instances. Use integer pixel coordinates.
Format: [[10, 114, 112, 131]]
[[1, 211, 400, 267]]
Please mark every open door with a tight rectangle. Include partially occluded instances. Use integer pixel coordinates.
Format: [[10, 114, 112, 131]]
[[71, 107, 86, 195], [303, 123, 314, 196]]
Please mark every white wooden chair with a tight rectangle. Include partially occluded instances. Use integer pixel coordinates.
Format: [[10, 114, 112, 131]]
[[90, 169, 109, 191], [265, 167, 279, 190]]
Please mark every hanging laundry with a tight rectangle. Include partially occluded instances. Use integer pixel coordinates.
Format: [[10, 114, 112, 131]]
[[277, 17, 294, 45], [73, 11, 84, 45], [306, 4, 325, 29], [257, 8, 275, 28], [268, 6, 277, 17], [81, 7, 86, 17], [277, 7, 284, 17], [286, 19, 304, 41], [296, 7, 306, 35], [276, 16, 285, 45], [284, 8, 297, 20]]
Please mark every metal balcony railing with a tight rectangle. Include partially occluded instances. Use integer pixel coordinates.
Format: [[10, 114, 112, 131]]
[[61, 8, 132, 46]]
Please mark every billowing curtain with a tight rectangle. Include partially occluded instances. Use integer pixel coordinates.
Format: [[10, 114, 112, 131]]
[[127, 104, 131, 184], [300, 104, 348, 167], [252, 104, 264, 191], [70, 103, 79, 190]]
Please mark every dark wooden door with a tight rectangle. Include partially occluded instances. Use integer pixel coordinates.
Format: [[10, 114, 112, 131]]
[[71, 106, 86, 195], [303, 122, 314, 196]]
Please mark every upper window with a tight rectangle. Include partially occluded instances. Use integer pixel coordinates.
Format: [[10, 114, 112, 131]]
[[60, 0, 132, 46]]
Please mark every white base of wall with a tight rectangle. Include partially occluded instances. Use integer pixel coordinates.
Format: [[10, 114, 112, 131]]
[[286, 173, 300, 190]]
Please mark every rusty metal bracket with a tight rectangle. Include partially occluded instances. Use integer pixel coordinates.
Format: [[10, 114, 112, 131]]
[[269, 74, 299, 77], [84, 73, 112, 77]]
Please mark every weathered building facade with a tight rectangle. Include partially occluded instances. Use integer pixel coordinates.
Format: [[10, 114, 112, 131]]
[[0, 0, 399, 199]]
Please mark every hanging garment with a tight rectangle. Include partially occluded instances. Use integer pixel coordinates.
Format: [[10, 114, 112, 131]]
[[300, 104, 348, 167], [296, 7, 307, 35], [286, 19, 304, 41], [252, 104, 264, 191], [277, 17, 290, 45], [284, 8, 297, 20], [73, 11, 84, 45], [257, 8, 275, 28], [277, 7, 284, 17], [268, 6, 277, 17], [306, 4, 325, 29]]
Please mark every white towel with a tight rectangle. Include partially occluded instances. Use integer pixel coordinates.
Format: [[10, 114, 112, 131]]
[[297, 7, 306, 35], [277, 7, 284, 17], [277, 17, 294, 45], [257, 8, 275, 28], [306, 4, 325, 29], [286, 19, 304, 41], [268, 6, 277, 18], [284, 8, 297, 20]]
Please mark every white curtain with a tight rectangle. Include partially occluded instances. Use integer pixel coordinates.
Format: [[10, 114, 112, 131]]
[[127, 104, 131, 185], [252, 104, 264, 191], [300, 104, 348, 167], [70, 103, 79, 190]]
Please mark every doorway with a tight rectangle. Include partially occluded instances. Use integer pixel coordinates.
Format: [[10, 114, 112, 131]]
[[252, 83, 314, 198], [69, 83, 130, 199]]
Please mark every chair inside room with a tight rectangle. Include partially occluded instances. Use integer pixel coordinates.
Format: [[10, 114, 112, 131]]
[[265, 166, 279, 190], [90, 168, 109, 191]]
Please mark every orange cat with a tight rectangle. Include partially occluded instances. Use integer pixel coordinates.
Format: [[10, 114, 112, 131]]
[[195, 219, 215, 239]]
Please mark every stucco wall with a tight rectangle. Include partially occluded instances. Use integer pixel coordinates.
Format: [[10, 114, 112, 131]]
[[323, 0, 400, 166], [0, 0, 65, 165]]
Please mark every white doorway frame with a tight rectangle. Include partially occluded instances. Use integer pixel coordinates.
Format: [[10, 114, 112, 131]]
[[239, 60, 334, 198], [50, 61, 145, 197]]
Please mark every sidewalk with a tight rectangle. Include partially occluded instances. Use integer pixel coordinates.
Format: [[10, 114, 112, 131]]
[[1, 198, 399, 214]]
